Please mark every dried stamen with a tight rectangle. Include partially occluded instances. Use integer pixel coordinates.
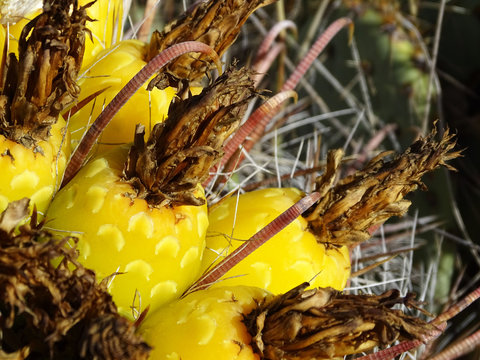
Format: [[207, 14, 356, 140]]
[[306, 127, 461, 246], [145, 0, 276, 88], [0, 0, 89, 147], [0, 200, 151, 359], [123, 65, 255, 207], [244, 283, 437, 359], [184, 192, 321, 295], [62, 41, 221, 187]]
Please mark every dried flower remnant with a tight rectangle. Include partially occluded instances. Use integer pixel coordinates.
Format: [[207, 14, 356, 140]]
[[197, 126, 458, 297], [145, 0, 276, 90], [305, 127, 461, 247], [46, 64, 256, 317], [0, 199, 150, 360], [124, 65, 256, 206], [245, 283, 438, 360], [0, 0, 88, 147], [0, 0, 88, 214], [61, 40, 222, 186], [141, 282, 438, 360]]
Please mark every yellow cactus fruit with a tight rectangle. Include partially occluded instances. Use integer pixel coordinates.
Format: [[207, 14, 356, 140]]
[[47, 66, 255, 319], [68, 40, 182, 154], [46, 145, 209, 319], [67, 0, 279, 155], [202, 187, 351, 292], [0, 118, 70, 213], [0, 199, 151, 360], [0, 0, 87, 213], [139, 283, 434, 360], [203, 128, 460, 295], [79, 0, 123, 68], [140, 286, 272, 360]]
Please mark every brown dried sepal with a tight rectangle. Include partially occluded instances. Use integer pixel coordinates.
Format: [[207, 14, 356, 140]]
[[145, 0, 276, 89], [0, 0, 89, 148], [123, 65, 256, 207], [245, 283, 437, 360], [306, 126, 461, 247], [0, 199, 150, 360]]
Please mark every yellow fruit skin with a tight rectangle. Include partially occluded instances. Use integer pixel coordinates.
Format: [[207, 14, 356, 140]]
[[69, 40, 178, 154], [0, 116, 70, 214], [2, 9, 40, 56], [0, 24, 5, 54], [80, 0, 123, 69], [140, 286, 272, 360], [45, 146, 209, 319], [202, 188, 351, 292]]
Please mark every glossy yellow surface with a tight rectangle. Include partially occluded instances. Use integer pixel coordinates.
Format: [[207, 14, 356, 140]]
[[202, 188, 351, 292], [46, 145, 209, 319], [0, 23, 5, 56], [0, 116, 70, 214], [140, 286, 272, 360], [80, 0, 123, 69], [69, 40, 179, 154]]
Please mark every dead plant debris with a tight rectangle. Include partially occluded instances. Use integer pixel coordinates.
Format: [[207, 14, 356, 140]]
[[123, 65, 256, 207], [0, 199, 150, 360], [0, 0, 89, 148], [245, 282, 438, 360], [306, 127, 461, 247]]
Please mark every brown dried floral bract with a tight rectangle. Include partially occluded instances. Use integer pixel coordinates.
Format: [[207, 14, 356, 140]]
[[145, 0, 276, 89], [0, 199, 150, 360], [0, 0, 89, 148], [245, 283, 438, 360], [306, 127, 461, 246], [123, 65, 256, 207]]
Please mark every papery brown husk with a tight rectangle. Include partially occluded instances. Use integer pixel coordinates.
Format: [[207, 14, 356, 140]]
[[0, 0, 89, 148], [245, 283, 439, 360], [123, 65, 256, 207], [305, 126, 461, 247], [0, 199, 150, 360], [144, 0, 276, 90]]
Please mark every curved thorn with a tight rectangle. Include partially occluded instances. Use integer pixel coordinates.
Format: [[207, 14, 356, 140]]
[[355, 285, 480, 360], [255, 19, 297, 62], [252, 42, 284, 86], [62, 87, 110, 119], [203, 90, 297, 187], [61, 41, 221, 187], [206, 18, 352, 182], [432, 286, 480, 325], [429, 328, 480, 360], [183, 192, 321, 296], [239, 91, 297, 156], [224, 90, 297, 166], [281, 17, 352, 92], [353, 323, 446, 360]]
